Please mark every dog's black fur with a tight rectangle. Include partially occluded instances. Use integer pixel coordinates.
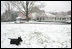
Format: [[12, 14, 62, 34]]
[[9, 36, 22, 45]]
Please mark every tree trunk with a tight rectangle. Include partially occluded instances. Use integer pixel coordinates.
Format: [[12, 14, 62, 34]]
[[26, 1, 29, 21]]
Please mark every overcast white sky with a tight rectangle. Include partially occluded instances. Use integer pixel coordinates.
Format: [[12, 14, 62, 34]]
[[1, 1, 71, 14], [40, 1, 71, 12]]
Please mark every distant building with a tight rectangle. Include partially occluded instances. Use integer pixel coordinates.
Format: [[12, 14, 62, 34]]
[[35, 12, 71, 22]]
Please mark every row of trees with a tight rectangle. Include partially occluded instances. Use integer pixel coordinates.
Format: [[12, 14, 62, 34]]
[[1, 10, 18, 22]]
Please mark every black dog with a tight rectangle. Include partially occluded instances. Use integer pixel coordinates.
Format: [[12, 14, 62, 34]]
[[9, 36, 23, 45]]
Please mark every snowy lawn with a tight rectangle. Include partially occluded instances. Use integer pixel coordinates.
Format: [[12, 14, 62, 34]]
[[1, 22, 71, 48]]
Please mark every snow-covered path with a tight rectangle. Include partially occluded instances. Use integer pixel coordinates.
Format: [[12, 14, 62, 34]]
[[1, 23, 71, 48]]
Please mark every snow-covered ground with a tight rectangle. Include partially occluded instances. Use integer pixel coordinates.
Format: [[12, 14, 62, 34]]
[[1, 22, 71, 48]]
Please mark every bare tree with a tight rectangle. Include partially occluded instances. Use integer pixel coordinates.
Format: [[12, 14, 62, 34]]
[[10, 1, 45, 21], [9, 1, 35, 21]]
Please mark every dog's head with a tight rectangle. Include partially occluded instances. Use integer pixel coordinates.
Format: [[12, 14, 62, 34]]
[[18, 36, 22, 42]]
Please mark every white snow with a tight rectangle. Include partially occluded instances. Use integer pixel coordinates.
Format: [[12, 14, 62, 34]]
[[1, 22, 71, 48]]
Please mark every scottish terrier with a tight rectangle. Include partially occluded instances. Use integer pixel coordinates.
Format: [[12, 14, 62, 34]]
[[9, 36, 23, 45]]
